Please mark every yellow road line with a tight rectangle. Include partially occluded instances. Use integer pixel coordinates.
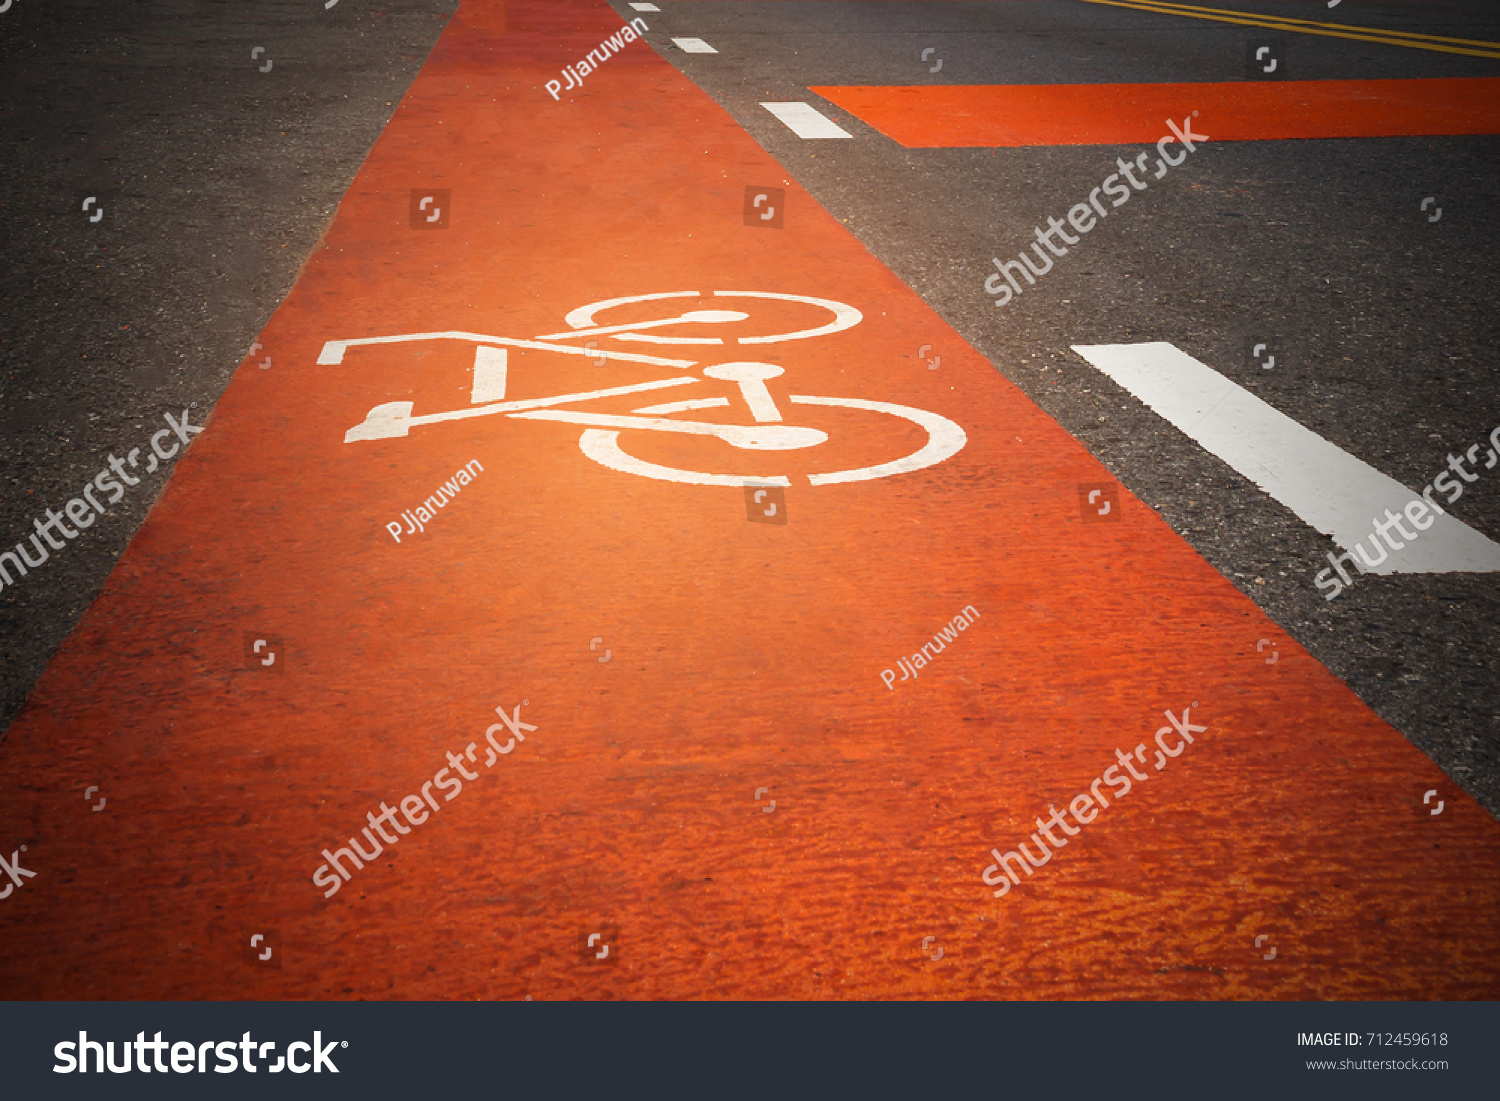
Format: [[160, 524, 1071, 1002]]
[[1105, 0, 1500, 48], [1077, 0, 1500, 60]]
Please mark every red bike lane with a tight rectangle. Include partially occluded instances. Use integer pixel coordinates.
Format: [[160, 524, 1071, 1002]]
[[0, 0, 1496, 1000]]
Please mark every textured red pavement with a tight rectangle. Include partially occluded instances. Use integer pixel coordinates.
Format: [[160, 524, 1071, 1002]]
[[0, 0, 1496, 1000], [812, 78, 1500, 147]]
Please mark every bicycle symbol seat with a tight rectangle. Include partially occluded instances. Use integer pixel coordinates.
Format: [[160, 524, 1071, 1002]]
[[325, 290, 966, 487]]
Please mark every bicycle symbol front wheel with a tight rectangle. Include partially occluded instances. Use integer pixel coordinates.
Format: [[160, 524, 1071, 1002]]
[[575, 394, 967, 487]]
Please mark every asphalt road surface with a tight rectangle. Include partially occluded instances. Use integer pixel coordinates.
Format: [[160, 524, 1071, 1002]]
[[0, 0, 456, 746]]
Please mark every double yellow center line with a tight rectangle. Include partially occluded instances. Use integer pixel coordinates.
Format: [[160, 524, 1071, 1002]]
[[1078, 0, 1500, 60]]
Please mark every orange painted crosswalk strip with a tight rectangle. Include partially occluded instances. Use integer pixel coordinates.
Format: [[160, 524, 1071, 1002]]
[[810, 78, 1500, 147], [1, 0, 1497, 1000]]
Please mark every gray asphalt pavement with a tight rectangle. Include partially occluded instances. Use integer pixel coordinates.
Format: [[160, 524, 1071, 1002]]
[[0, 0, 455, 737]]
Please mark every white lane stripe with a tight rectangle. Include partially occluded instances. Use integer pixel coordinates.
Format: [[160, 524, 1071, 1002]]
[[1071, 342, 1500, 574], [629, 3, 659, 11], [760, 101, 854, 140], [672, 37, 718, 53]]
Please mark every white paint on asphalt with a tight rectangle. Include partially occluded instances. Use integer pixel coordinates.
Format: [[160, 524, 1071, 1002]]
[[471, 346, 508, 403], [759, 101, 854, 140], [1071, 341, 1500, 574], [344, 378, 698, 442], [319, 330, 696, 368], [557, 290, 862, 346], [632, 397, 731, 416], [629, 3, 660, 10], [672, 38, 719, 54], [796, 395, 967, 486], [578, 431, 793, 488]]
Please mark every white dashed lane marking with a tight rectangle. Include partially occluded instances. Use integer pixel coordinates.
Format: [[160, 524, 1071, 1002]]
[[759, 101, 854, 140], [1072, 341, 1500, 574], [672, 37, 719, 54]]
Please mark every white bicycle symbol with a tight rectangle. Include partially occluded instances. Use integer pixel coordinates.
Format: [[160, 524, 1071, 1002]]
[[326, 290, 966, 487]]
